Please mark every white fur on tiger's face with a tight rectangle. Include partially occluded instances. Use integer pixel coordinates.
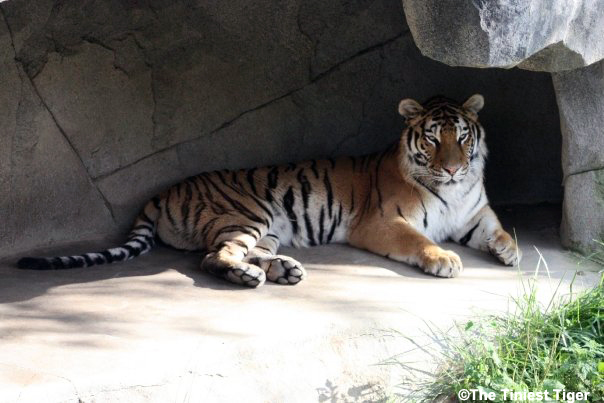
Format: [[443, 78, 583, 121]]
[[18, 94, 520, 288]]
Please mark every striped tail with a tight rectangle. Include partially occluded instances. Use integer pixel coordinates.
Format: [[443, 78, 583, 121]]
[[17, 198, 161, 270]]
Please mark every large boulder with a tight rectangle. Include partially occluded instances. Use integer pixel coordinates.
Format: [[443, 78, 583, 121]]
[[553, 60, 604, 253], [561, 169, 604, 255], [402, 0, 604, 72], [553, 60, 604, 177]]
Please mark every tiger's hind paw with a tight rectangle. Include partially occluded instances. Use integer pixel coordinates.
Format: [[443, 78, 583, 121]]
[[203, 253, 266, 288], [227, 265, 266, 288], [266, 255, 306, 285]]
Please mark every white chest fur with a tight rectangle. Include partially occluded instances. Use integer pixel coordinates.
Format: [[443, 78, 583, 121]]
[[413, 175, 486, 242]]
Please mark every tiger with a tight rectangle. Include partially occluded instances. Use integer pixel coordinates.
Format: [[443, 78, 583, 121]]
[[18, 94, 520, 287]]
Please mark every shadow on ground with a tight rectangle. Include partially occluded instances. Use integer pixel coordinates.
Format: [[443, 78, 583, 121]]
[[0, 240, 430, 305], [0, 203, 595, 306]]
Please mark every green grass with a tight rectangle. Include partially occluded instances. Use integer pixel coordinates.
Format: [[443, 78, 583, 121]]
[[385, 274, 604, 402]]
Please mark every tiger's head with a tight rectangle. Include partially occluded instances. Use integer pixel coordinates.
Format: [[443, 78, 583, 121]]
[[398, 94, 487, 186]]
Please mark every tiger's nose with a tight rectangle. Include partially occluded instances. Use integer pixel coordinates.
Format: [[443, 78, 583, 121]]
[[443, 165, 460, 175]]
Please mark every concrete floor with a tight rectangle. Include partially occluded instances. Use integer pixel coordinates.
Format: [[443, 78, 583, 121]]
[[0, 206, 601, 402]]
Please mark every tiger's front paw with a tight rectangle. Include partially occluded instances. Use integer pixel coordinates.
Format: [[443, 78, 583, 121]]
[[420, 245, 463, 278], [488, 229, 521, 266]]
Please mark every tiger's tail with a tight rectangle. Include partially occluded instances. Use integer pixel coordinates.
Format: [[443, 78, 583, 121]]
[[17, 198, 161, 270]]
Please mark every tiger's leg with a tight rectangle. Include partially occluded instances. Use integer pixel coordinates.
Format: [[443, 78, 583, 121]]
[[243, 234, 306, 285], [201, 233, 266, 288], [349, 217, 463, 278], [453, 205, 520, 266]]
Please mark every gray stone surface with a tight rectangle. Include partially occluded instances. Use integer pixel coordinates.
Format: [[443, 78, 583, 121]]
[[0, 209, 601, 402], [0, 9, 115, 257], [553, 60, 604, 177], [147, 1, 312, 151], [0, 8, 20, 244], [96, 149, 186, 231], [298, 0, 407, 78], [0, 0, 562, 254], [553, 60, 604, 252], [561, 169, 604, 253], [402, 0, 604, 72], [0, 70, 117, 257], [34, 41, 155, 179]]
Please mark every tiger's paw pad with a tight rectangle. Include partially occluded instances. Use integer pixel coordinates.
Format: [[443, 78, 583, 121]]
[[266, 255, 306, 285], [488, 230, 521, 267], [226, 263, 266, 288], [421, 247, 463, 278]]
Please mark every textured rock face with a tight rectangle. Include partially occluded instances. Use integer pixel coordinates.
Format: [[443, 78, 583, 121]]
[[561, 170, 604, 253], [35, 42, 155, 178], [553, 61, 604, 177], [403, 0, 604, 72], [0, 0, 562, 255], [553, 60, 604, 253], [0, 10, 115, 256]]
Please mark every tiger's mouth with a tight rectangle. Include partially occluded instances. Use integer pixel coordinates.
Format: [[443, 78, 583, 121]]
[[436, 175, 458, 185], [427, 166, 469, 185]]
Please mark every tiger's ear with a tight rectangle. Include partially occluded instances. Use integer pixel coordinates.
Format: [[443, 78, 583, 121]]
[[398, 98, 424, 121], [463, 94, 484, 114]]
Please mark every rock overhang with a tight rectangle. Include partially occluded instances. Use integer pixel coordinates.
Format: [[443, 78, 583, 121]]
[[402, 0, 604, 72]]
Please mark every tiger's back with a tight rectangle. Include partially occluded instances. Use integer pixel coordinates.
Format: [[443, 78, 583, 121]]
[[155, 157, 356, 252]]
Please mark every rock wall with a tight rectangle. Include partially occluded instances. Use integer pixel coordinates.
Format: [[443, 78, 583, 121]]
[[554, 60, 604, 254], [0, 0, 562, 256]]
